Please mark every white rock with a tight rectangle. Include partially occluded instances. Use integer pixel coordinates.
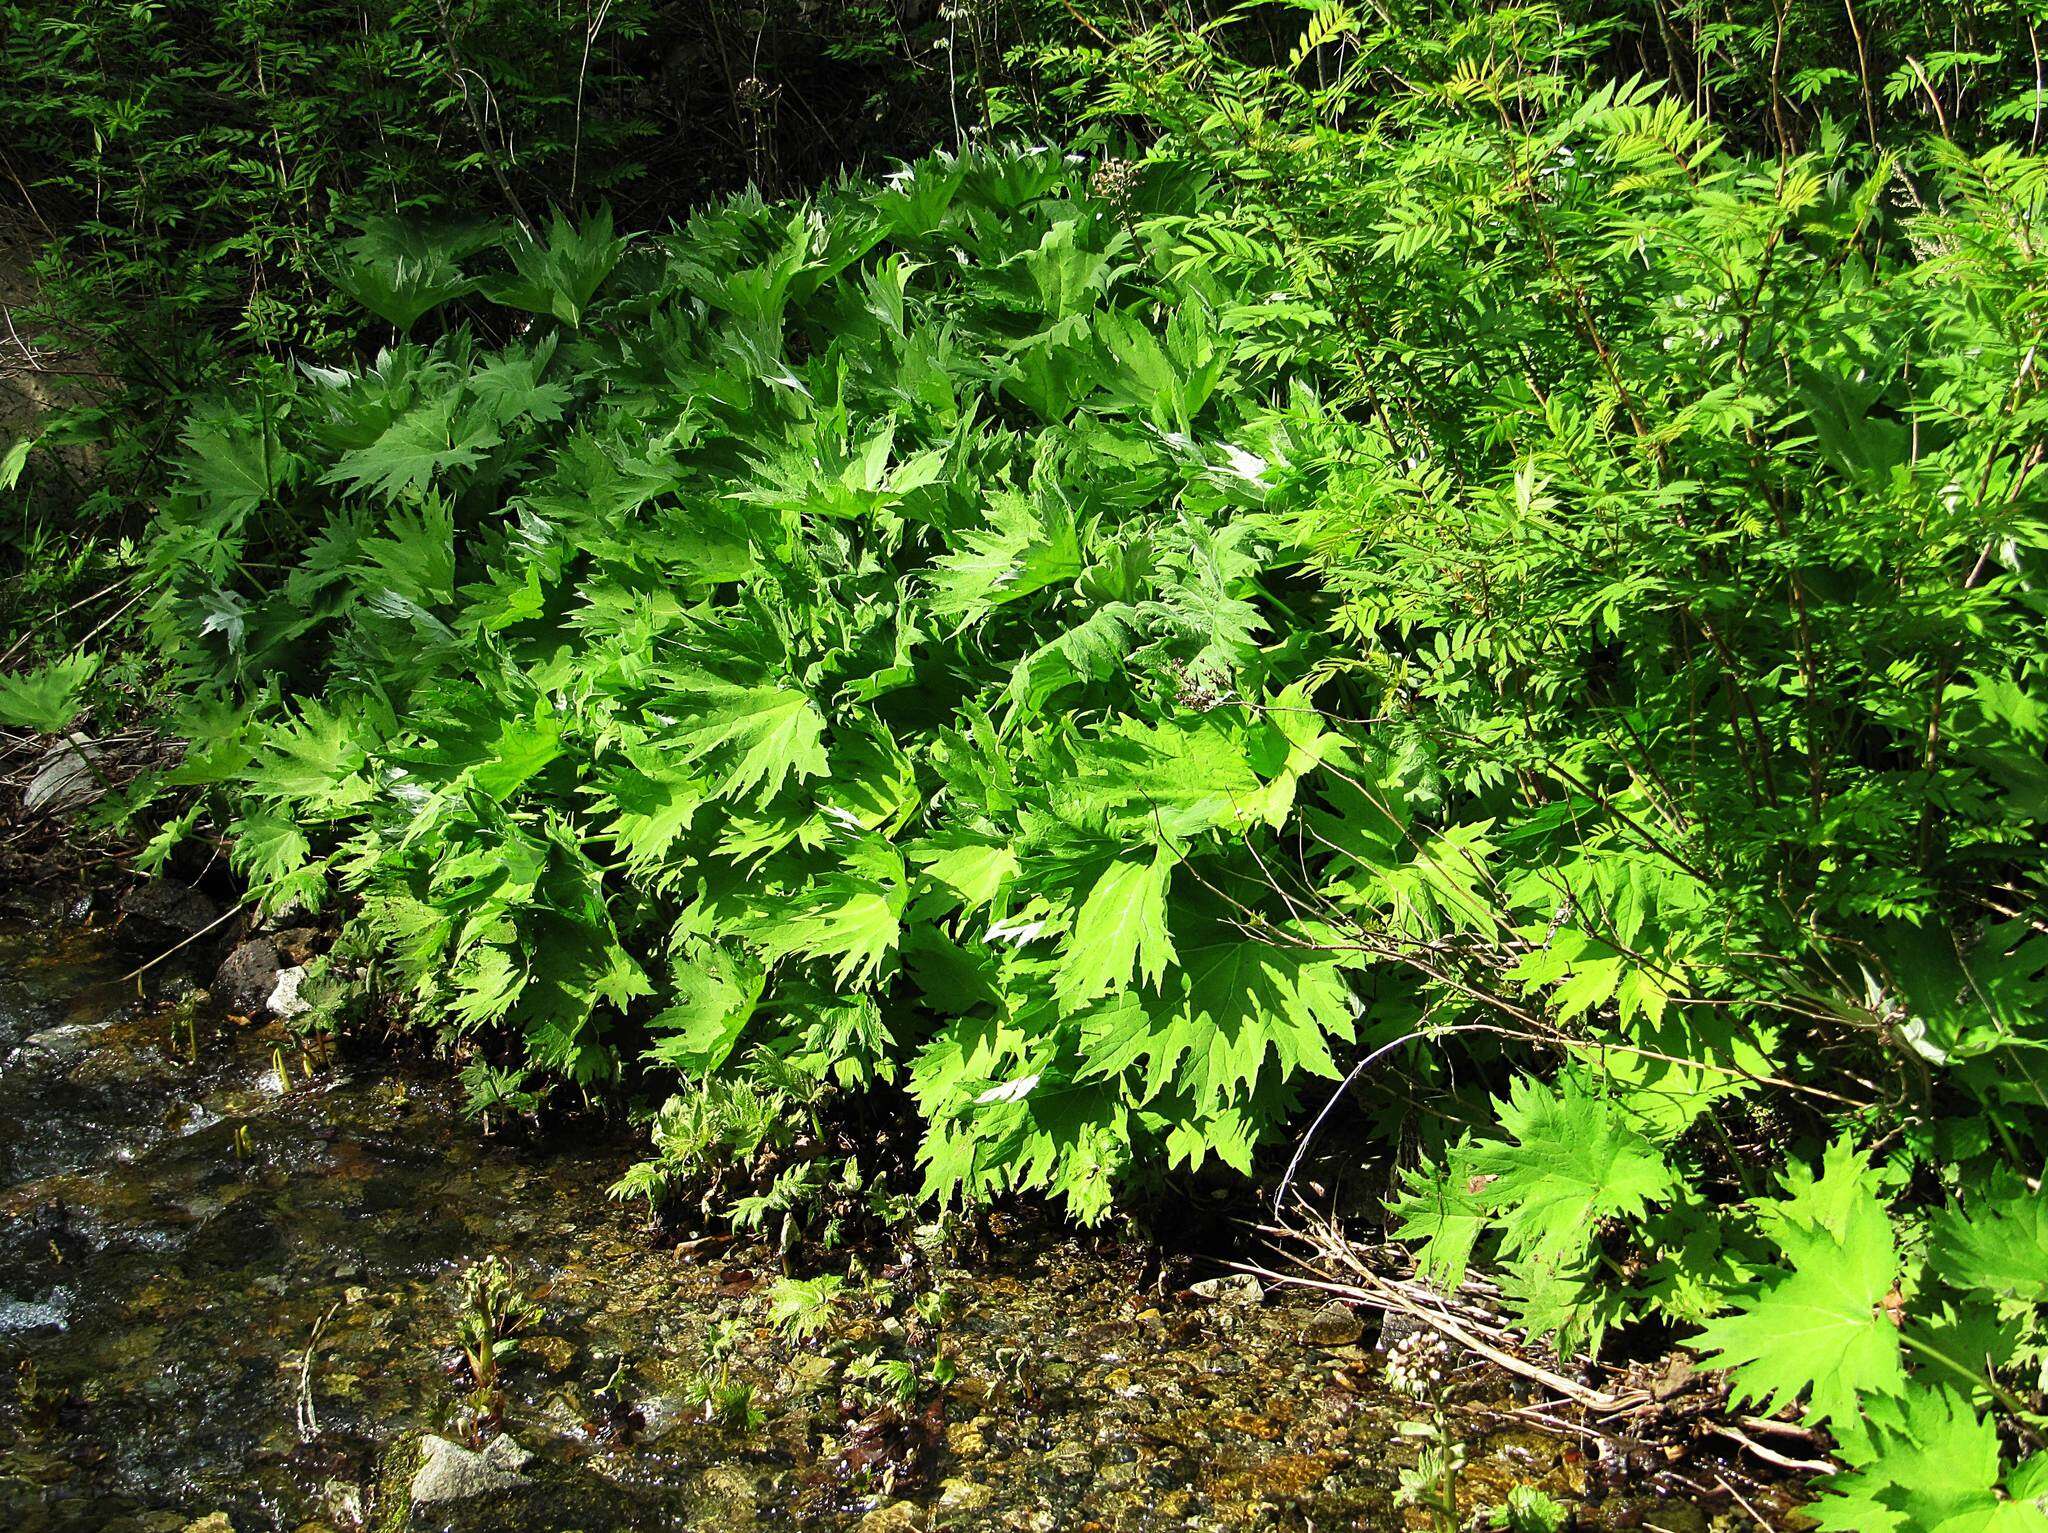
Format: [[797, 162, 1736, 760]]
[[409, 1433, 532, 1504], [266, 965, 311, 1019]]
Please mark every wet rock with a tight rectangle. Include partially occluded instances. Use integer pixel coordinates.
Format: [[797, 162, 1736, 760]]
[[0, 1292, 70, 1334], [214, 938, 284, 1015], [787, 1351, 841, 1391], [1296, 1299, 1366, 1348], [945, 1372, 991, 1407], [937, 1477, 993, 1514], [1096, 1448, 1140, 1489], [23, 734, 105, 816], [1189, 1272, 1264, 1304], [693, 1464, 757, 1523], [120, 881, 221, 942], [20, 1021, 99, 1061], [1048, 1439, 1094, 1480], [523, 1333, 575, 1373], [268, 927, 322, 964], [409, 1433, 533, 1504], [945, 1418, 989, 1459], [636, 1391, 692, 1441], [266, 965, 311, 1020], [858, 1502, 927, 1533]]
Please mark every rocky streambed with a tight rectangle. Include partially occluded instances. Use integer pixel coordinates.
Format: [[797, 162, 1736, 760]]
[[0, 893, 1708, 1532]]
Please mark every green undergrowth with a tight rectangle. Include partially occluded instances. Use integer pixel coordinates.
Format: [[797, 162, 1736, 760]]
[[20, 1, 2041, 1521], [1048, 5, 2048, 1525], [134, 153, 1372, 1216], [0, 0, 1059, 648]]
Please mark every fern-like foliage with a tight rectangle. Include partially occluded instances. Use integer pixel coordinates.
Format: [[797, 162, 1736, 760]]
[[130, 6, 2048, 1516]]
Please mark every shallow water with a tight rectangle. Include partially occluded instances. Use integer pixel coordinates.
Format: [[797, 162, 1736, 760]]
[[0, 902, 1674, 1533]]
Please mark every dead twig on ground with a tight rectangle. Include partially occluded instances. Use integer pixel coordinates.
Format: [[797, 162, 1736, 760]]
[[1240, 1202, 1828, 1505]]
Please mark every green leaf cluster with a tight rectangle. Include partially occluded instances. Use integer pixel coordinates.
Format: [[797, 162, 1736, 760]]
[[144, 151, 1367, 1222]]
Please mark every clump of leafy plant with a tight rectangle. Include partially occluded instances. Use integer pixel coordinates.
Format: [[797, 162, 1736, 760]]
[[779, 1266, 957, 1491], [1017, 1, 2048, 1522], [608, 1056, 835, 1239], [681, 1315, 766, 1433], [0, 0, 661, 651], [146, 143, 1360, 1228], [766, 1274, 849, 1345], [843, 1349, 925, 1413], [844, 1336, 959, 1418], [763, 1265, 957, 1435], [13, 1357, 59, 1438], [1491, 1484, 1569, 1533], [608, 1077, 794, 1214], [452, 1255, 542, 1393]]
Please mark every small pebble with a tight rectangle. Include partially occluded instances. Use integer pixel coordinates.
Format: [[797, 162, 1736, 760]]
[[1296, 1299, 1366, 1348]]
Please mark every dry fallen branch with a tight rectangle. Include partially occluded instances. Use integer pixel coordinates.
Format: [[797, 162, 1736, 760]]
[[1241, 1223, 1645, 1413], [1240, 1203, 1837, 1499]]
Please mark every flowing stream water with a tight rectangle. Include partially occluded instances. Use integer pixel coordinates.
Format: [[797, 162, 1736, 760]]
[[0, 894, 1684, 1533]]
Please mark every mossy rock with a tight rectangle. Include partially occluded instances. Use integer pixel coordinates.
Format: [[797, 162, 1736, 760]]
[[369, 1433, 661, 1533]]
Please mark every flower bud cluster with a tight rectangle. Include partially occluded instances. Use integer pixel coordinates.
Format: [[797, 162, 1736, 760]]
[[1090, 158, 1143, 213], [1385, 1328, 1452, 1400]]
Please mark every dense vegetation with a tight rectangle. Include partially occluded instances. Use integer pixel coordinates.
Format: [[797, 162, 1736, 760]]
[[5, 1, 2048, 1527], [0, 0, 1020, 627]]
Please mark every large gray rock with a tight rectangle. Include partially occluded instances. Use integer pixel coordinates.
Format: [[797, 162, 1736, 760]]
[[213, 938, 283, 1015], [20, 1022, 98, 1062], [409, 1433, 532, 1505], [119, 881, 221, 943]]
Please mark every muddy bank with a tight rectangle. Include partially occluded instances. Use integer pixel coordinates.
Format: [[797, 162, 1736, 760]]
[[0, 894, 1704, 1532]]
